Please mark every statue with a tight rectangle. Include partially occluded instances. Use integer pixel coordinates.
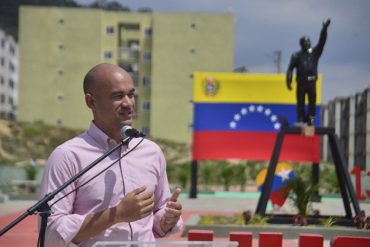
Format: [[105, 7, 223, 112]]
[[286, 19, 331, 126]]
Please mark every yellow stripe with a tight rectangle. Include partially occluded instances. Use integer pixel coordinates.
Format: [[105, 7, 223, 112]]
[[193, 72, 322, 104]]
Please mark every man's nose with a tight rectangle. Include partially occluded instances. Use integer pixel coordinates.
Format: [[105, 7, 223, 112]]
[[121, 95, 133, 107]]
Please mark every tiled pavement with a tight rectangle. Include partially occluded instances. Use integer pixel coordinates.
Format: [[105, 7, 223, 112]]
[[1, 193, 369, 247]]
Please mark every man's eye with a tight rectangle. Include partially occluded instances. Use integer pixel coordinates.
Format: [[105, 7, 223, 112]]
[[112, 94, 123, 99]]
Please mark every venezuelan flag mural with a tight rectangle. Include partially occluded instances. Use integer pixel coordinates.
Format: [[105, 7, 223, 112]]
[[192, 72, 321, 162], [256, 162, 295, 207]]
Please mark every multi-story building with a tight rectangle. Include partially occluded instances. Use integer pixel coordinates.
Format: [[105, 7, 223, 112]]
[[18, 6, 234, 143], [0, 29, 18, 120], [321, 88, 370, 172]]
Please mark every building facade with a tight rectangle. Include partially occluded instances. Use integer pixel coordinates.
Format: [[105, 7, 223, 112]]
[[321, 87, 370, 172], [0, 29, 18, 120], [18, 6, 234, 143]]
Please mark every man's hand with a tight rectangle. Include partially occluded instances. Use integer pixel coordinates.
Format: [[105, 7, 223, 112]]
[[323, 18, 331, 29], [114, 186, 154, 223], [160, 188, 182, 233]]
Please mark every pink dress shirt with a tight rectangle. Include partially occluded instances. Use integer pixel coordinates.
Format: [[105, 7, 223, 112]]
[[39, 122, 183, 247]]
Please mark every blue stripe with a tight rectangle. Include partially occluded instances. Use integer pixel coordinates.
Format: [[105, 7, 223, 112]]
[[193, 103, 321, 131]]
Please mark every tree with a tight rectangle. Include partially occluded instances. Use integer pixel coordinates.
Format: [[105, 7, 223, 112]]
[[0, 0, 79, 40]]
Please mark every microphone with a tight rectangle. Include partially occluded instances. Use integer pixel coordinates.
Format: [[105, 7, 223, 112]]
[[120, 125, 145, 139]]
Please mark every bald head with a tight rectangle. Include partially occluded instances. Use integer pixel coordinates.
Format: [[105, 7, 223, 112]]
[[83, 63, 130, 94], [83, 63, 136, 141]]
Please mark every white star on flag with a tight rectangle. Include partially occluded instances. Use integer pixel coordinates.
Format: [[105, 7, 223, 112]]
[[264, 109, 271, 116], [277, 168, 291, 182], [241, 108, 248, 115], [257, 105, 264, 112], [274, 122, 281, 130]]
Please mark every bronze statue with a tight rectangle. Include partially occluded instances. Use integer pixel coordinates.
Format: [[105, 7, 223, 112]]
[[286, 19, 331, 126]]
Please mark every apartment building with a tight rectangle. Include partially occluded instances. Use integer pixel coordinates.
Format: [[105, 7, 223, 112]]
[[0, 29, 18, 120], [18, 6, 234, 143], [321, 88, 370, 172]]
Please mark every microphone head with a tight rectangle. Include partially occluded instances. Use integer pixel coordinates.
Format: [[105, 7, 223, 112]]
[[120, 125, 141, 139], [120, 125, 133, 139]]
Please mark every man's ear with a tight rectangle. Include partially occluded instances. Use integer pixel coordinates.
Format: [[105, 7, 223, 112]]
[[85, 93, 96, 110]]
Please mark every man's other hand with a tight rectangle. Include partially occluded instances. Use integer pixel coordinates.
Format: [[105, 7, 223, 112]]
[[160, 188, 182, 233]]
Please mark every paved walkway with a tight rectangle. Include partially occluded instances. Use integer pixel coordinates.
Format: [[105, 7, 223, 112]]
[[0, 193, 369, 246]]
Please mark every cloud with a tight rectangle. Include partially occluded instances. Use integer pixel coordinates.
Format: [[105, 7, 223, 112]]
[[321, 64, 370, 103], [77, 0, 370, 102]]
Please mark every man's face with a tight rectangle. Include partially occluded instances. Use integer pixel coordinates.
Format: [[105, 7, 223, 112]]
[[87, 70, 136, 139]]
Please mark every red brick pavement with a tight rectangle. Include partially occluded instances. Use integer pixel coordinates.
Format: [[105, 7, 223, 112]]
[[0, 209, 298, 247]]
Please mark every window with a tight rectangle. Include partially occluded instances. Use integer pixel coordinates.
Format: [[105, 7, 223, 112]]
[[58, 44, 64, 51], [9, 62, 15, 72], [141, 126, 150, 135], [9, 45, 15, 55], [8, 96, 13, 105], [143, 52, 151, 61], [56, 119, 63, 126], [0, 94, 5, 103], [8, 79, 14, 89], [106, 25, 115, 35], [143, 76, 151, 87], [142, 101, 150, 111], [104, 51, 113, 60], [144, 27, 152, 37], [0, 57, 4, 66], [0, 39, 4, 48], [0, 76, 4, 85], [57, 94, 64, 101]]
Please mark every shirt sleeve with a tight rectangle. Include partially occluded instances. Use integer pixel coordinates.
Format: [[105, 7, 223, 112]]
[[151, 146, 184, 237], [39, 147, 86, 247]]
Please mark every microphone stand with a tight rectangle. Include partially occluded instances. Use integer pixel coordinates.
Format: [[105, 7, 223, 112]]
[[0, 136, 132, 247]]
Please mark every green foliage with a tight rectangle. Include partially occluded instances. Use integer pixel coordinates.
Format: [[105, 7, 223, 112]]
[[245, 161, 264, 180], [0, 120, 82, 163], [321, 217, 336, 228], [166, 162, 177, 184], [199, 213, 269, 226], [199, 214, 244, 225], [23, 165, 37, 180], [233, 163, 247, 192], [200, 163, 213, 191], [219, 162, 233, 191], [0, 0, 79, 40], [319, 162, 340, 194], [177, 163, 190, 190], [248, 214, 270, 226], [287, 175, 319, 217]]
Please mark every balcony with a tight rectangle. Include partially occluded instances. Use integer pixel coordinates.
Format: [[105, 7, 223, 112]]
[[119, 46, 139, 62]]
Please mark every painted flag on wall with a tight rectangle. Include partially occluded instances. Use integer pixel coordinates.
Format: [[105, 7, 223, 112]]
[[192, 72, 321, 162], [255, 162, 295, 207]]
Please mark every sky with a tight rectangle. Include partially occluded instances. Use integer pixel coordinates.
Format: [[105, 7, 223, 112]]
[[79, 0, 370, 103]]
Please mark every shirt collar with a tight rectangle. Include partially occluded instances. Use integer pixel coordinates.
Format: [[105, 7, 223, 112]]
[[87, 121, 117, 150]]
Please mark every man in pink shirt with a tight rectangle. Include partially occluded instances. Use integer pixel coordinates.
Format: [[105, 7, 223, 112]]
[[39, 63, 183, 246]]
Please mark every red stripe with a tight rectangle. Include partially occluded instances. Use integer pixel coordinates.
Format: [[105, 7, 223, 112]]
[[192, 131, 320, 162]]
